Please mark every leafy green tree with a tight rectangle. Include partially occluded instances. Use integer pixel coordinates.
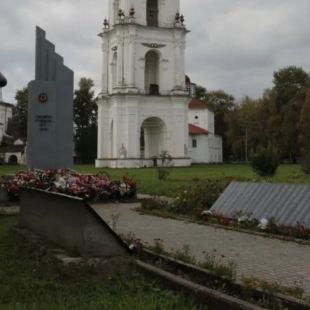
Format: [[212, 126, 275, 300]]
[[272, 66, 309, 161], [298, 87, 310, 154], [194, 85, 207, 101], [12, 87, 28, 139], [226, 96, 264, 161], [225, 107, 245, 160], [205, 90, 235, 161], [74, 78, 98, 164], [273, 66, 310, 109]]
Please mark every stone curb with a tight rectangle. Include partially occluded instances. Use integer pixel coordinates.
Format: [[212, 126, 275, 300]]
[[140, 248, 310, 310], [136, 260, 266, 310]]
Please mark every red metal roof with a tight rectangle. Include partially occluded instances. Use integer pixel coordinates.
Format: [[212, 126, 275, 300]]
[[189, 98, 208, 109], [189, 123, 209, 135]]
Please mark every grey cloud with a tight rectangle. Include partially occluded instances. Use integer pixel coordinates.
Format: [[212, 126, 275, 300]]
[[1, 0, 310, 102]]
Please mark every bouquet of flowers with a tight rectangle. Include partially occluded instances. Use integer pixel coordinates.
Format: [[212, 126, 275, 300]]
[[1, 169, 137, 202]]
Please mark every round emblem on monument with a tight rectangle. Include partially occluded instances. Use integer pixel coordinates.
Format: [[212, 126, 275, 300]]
[[38, 93, 48, 103]]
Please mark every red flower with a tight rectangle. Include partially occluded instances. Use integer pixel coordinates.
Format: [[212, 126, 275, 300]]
[[203, 215, 209, 222], [135, 242, 142, 249], [126, 180, 135, 187], [222, 218, 230, 226], [8, 185, 19, 191]]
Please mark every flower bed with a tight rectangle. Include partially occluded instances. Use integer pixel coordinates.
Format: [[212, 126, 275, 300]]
[[201, 210, 310, 241], [123, 236, 310, 310], [0, 169, 136, 202]]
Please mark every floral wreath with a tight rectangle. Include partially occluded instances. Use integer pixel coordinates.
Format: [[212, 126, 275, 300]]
[[38, 93, 48, 103]]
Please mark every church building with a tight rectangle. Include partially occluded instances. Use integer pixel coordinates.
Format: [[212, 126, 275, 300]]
[[96, 0, 222, 168], [0, 89, 26, 164]]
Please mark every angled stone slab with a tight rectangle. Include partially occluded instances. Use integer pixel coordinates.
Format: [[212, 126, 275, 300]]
[[20, 188, 131, 257], [210, 182, 310, 226]]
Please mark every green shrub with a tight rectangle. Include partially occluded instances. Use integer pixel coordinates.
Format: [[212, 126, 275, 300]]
[[250, 144, 280, 177], [140, 197, 171, 211], [301, 152, 310, 175], [171, 176, 247, 218], [140, 176, 249, 219], [157, 151, 173, 180]]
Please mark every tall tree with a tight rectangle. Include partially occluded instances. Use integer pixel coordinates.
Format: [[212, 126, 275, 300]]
[[273, 66, 310, 109], [225, 106, 245, 160], [12, 87, 28, 139], [272, 66, 309, 161], [74, 78, 98, 164], [298, 86, 310, 154], [205, 90, 235, 161]]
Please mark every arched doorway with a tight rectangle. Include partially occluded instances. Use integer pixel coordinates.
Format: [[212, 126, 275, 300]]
[[145, 51, 160, 95], [8, 155, 18, 165], [140, 117, 166, 159]]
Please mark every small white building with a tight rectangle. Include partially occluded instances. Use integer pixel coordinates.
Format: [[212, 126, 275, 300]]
[[0, 91, 26, 165], [0, 100, 13, 144], [188, 97, 223, 163], [0, 139, 26, 165], [96, 0, 222, 168]]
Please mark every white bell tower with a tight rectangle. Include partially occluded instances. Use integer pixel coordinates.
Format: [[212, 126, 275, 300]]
[[96, 0, 191, 168]]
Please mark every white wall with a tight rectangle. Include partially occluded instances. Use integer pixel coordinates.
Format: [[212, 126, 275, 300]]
[[109, 0, 180, 28], [5, 152, 21, 164], [98, 1, 191, 168], [0, 104, 12, 131], [188, 108, 214, 133], [189, 134, 223, 164], [102, 25, 187, 96], [98, 94, 189, 159], [0, 103, 13, 144]]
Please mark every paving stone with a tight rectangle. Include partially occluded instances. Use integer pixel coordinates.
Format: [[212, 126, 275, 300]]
[[93, 203, 310, 293]]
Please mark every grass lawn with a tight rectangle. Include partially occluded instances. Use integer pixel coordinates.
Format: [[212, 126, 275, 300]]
[[0, 216, 207, 310], [0, 163, 309, 197]]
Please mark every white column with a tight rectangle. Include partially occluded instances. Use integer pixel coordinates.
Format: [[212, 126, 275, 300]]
[[174, 41, 181, 88], [117, 37, 123, 86], [97, 101, 110, 159], [113, 0, 119, 26], [125, 97, 140, 157], [101, 40, 109, 94], [144, 128, 150, 158], [128, 34, 136, 87], [180, 41, 186, 87]]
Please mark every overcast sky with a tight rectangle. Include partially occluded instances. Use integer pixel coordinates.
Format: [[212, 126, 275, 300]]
[[1, 0, 310, 103]]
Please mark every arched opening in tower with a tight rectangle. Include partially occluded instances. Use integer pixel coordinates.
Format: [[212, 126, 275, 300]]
[[145, 51, 160, 95], [147, 0, 158, 27], [140, 117, 166, 159]]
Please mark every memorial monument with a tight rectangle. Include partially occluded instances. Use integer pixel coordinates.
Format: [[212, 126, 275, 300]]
[[27, 26, 74, 169]]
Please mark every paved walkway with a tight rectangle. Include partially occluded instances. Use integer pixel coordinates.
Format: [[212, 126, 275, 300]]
[[93, 203, 310, 293]]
